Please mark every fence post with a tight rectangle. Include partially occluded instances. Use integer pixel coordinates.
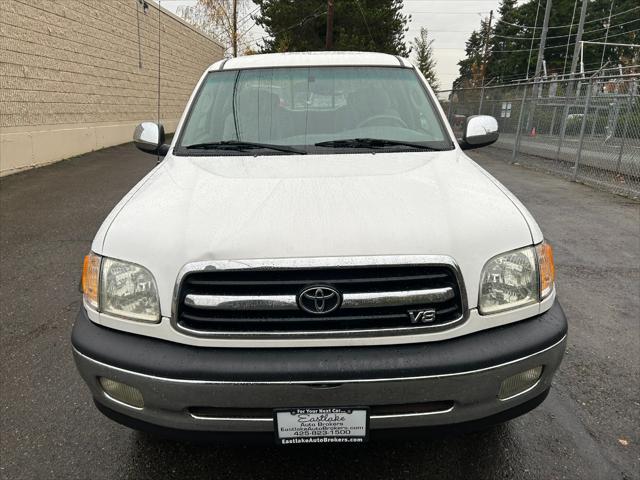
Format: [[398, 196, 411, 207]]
[[550, 105, 557, 136], [447, 90, 454, 123], [478, 84, 485, 115], [573, 78, 594, 181], [615, 83, 636, 174], [589, 106, 598, 137], [556, 80, 580, 161], [607, 100, 620, 142], [512, 84, 528, 162]]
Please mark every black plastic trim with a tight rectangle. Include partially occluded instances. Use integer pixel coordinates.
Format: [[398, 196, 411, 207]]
[[72, 301, 567, 382]]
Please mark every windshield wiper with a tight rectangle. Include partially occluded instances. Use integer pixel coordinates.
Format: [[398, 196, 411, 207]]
[[184, 141, 306, 155], [315, 138, 441, 151]]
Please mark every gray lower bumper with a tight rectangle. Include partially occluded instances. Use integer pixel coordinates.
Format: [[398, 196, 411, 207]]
[[73, 335, 566, 433]]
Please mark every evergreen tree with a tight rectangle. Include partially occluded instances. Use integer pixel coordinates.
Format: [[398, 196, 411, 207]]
[[488, 0, 522, 82], [454, 19, 490, 89], [455, 0, 640, 86], [254, 0, 410, 56], [412, 27, 439, 90]]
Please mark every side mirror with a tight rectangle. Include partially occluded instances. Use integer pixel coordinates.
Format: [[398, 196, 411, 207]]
[[133, 122, 170, 156], [459, 115, 499, 150]]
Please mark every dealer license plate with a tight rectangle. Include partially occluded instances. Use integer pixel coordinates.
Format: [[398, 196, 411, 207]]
[[275, 407, 369, 445]]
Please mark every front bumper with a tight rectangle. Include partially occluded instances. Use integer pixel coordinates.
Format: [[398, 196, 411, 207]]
[[72, 301, 567, 438]]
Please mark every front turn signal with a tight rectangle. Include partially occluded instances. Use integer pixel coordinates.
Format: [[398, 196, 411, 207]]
[[537, 241, 555, 299], [82, 253, 101, 309]]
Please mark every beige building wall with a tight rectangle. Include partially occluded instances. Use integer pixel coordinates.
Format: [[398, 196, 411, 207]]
[[0, 0, 224, 176]]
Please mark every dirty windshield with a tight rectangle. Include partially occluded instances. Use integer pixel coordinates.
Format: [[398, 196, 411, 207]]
[[175, 66, 453, 154]]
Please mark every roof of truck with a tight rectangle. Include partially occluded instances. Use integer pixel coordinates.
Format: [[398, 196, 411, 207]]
[[208, 51, 411, 71]]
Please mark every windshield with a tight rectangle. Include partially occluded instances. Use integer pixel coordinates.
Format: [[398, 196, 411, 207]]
[[175, 66, 453, 155]]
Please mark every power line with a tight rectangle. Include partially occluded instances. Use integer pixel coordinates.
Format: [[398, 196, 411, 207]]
[[425, 30, 484, 32], [236, 4, 260, 26], [404, 0, 496, 2], [600, 0, 616, 68], [492, 18, 640, 41], [490, 28, 640, 53], [488, 60, 604, 82], [410, 11, 492, 15], [437, 25, 640, 53], [243, 6, 327, 49], [355, 0, 375, 48], [475, 62, 638, 86], [496, 6, 639, 30], [563, 0, 579, 75], [237, 20, 260, 39], [410, 17, 639, 38], [583, 40, 640, 48]]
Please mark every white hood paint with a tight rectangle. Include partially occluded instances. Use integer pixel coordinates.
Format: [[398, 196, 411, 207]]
[[93, 150, 538, 316]]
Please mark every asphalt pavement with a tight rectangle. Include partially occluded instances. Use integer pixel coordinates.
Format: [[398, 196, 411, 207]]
[[0, 143, 638, 480]]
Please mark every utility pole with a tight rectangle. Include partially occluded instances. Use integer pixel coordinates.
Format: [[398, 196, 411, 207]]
[[526, 0, 541, 80], [478, 9, 493, 115], [600, 0, 615, 68], [527, 0, 550, 130], [325, 0, 334, 50], [532, 0, 552, 94], [480, 9, 493, 85], [232, 0, 238, 57], [569, 0, 589, 79], [556, 0, 588, 161]]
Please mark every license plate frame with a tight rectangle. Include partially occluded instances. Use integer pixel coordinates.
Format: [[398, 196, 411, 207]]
[[274, 407, 369, 445]]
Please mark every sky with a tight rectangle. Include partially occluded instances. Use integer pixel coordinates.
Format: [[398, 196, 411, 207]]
[[160, 0, 503, 91]]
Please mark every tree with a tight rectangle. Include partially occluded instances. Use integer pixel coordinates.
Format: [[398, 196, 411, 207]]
[[453, 19, 490, 90], [412, 27, 439, 90], [254, 0, 410, 56], [455, 0, 640, 86], [177, 0, 254, 57], [487, 0, 521, 82]]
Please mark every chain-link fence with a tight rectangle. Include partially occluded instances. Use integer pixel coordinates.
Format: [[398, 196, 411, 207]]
[[438, 68, 640, 199]]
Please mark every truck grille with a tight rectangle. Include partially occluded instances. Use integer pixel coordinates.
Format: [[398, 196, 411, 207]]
[[174, 263, 466, 338]]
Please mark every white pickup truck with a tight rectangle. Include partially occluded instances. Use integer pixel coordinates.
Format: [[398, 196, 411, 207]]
[[73, 52, 566, 444]]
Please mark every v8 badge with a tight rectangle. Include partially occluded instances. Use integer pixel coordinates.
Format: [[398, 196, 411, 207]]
[[408, 308, 436, 324]]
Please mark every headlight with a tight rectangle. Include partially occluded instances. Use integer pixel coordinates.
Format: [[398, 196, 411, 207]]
[[101, 258, 160, 322], [479, 246, 539, 314], [479, 242, 555, 315], [81, 253, 160, 323]]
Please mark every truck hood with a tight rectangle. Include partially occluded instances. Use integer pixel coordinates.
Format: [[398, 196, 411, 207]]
[[94, 150, 535, 313]]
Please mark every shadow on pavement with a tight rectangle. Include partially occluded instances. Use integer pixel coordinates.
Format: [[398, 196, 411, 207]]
[[126, 424, 519, 479]]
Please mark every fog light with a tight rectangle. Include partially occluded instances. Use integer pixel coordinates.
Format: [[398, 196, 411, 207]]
[[99, 377, 144, 408], [499, 366, 543, 400]]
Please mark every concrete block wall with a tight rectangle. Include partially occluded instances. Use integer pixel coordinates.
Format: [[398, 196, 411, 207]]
[[0, 0, 224, 176]]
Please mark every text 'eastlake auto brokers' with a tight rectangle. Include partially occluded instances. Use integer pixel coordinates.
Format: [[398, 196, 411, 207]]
[[275, 408, 369, 444]]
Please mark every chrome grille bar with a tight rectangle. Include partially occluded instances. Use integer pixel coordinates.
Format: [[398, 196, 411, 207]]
[[185, 287, 454, 311], [185, 294, 298, 310], [341, 288, 454, 308]]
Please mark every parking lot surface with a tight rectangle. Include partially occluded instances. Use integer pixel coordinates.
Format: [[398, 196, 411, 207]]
[[1, 144, 638, 480]]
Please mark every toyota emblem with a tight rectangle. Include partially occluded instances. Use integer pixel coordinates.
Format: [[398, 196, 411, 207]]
[[298, 286, 341, 314]]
